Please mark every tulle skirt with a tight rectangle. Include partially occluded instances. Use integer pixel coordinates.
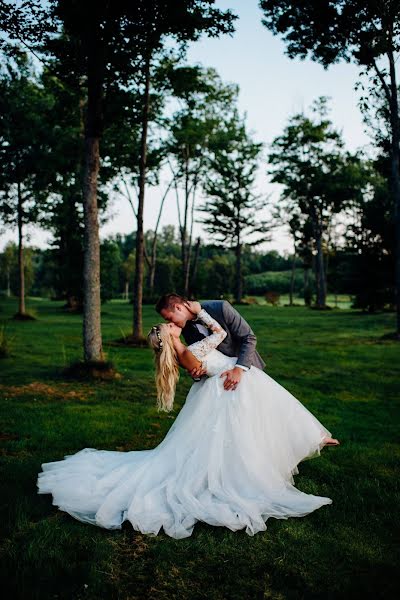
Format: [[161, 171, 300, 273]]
[[37, 366, 333, 539]]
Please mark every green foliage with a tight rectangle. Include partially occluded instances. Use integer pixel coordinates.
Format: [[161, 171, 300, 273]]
[[146, 256, 182, 301], [245, 269, 311, 295], [344, 107, 396, 311], [268, 98, 368, 225], [260, 0, 400, 330], [200, 112, 269, 247], [259, 1, 400, 69], [0, 56, 56, 228], [164, 64, 242, 294], [268, 96, 370, 307], [3, 227, 375, 302], [198, 111, 271, 301], [100, 240, 123, 302], [201, 255, 236, 298], [0, 243, 35, 297]]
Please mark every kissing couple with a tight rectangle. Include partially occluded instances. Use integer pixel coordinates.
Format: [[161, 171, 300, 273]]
[[37, 293, 339, 539]]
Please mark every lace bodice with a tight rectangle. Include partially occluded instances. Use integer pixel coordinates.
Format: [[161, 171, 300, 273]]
[[187, 309, 226, 359], [187, 309, 237, 376]]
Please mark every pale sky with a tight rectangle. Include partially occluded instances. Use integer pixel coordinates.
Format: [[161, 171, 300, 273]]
[[0, 0, 372, 254]]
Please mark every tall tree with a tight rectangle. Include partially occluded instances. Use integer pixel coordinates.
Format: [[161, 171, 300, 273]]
[[260, 0, 400, 328], [0, 54, 54, 318], [35, 66, 86, 310], [272, 202, 308, 306], [109, 54, 178, 307], [37, 54, 133, 311], [128, 4, 236, 343], [199, 115, 270, 303], [345, 162, 394, 311], [4, 0, 236, 356], [166, 65, 239, 295], [268, 98, 366, 308]]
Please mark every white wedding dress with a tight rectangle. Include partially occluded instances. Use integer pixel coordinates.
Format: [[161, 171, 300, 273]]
[[37, 310, 334, 539]]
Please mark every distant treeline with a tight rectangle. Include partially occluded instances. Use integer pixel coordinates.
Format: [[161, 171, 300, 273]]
[[1, 224, 389, 308]]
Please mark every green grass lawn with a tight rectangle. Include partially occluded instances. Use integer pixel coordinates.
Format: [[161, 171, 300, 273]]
[[0, 297, 399, 599]]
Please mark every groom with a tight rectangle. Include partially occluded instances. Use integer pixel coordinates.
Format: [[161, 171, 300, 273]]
[[155, 293, 265, 391]]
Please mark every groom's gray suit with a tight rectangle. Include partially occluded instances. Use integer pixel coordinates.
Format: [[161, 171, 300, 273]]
[[181, 299, 266, 371]]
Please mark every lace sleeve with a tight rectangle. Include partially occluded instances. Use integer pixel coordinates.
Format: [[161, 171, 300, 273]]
[[187, 309, 227, 360]]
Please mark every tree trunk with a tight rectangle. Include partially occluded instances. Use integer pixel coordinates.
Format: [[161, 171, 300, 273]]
[[181, 146, 190, 295], [388, 50, 400, 338], [133, 51, 151, 341], [147, 179, 173, 294], [146, 230, 157, 294], [190, 236, 201, 297], [184, 177, 198, 297], [183, 242, 192, 296], [324, 251, 329, 299], [82, 25, 104, 362], [82, 135, 103, 361], [17, 180, 25, 315], [6, 266, 11, 297], [311, 208, 326, 308], [183, 252, 191, 297], [315, 230, 326, 307], [289, 249, 296, 306], [124, 280, 129, 301], [148, 247, 156, 294], [235, 238, 242, 303], [303, 266, 311, 306]]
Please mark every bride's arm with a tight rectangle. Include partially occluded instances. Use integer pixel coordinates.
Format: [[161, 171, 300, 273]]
[[197, 308, 225, 334], [179, 348, 203, 372], [186, 309, 227, 360]]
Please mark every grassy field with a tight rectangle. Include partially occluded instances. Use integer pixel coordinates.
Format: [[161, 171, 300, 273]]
[[0, 297, 399, 600]]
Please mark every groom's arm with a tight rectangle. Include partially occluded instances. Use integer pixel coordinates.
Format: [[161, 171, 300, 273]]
[[221, 301, 257, 370]]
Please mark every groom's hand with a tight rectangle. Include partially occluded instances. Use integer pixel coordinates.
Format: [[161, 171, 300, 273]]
[[220, 367, 243, 391]]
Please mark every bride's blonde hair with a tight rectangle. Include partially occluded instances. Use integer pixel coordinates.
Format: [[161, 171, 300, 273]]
[[147, 323, 180, 412]]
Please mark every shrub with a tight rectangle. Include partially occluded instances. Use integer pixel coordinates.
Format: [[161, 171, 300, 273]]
[[240, 296, 259, 305], [245, 270, 310, 295], [265, 291, 280, 306]]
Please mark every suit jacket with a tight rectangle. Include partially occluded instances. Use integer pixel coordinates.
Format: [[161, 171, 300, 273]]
[[181, 299, 266, 371]]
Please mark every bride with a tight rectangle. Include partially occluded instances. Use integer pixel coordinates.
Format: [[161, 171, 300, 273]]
[[37, 303, 339, 539]]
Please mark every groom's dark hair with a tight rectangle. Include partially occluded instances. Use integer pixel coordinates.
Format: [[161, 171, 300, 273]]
[[155, 293, 188, 314]]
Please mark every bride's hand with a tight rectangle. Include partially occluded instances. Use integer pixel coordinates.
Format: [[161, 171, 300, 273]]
[[183, 300, 202, 315], [188, 363, 207, 378]]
